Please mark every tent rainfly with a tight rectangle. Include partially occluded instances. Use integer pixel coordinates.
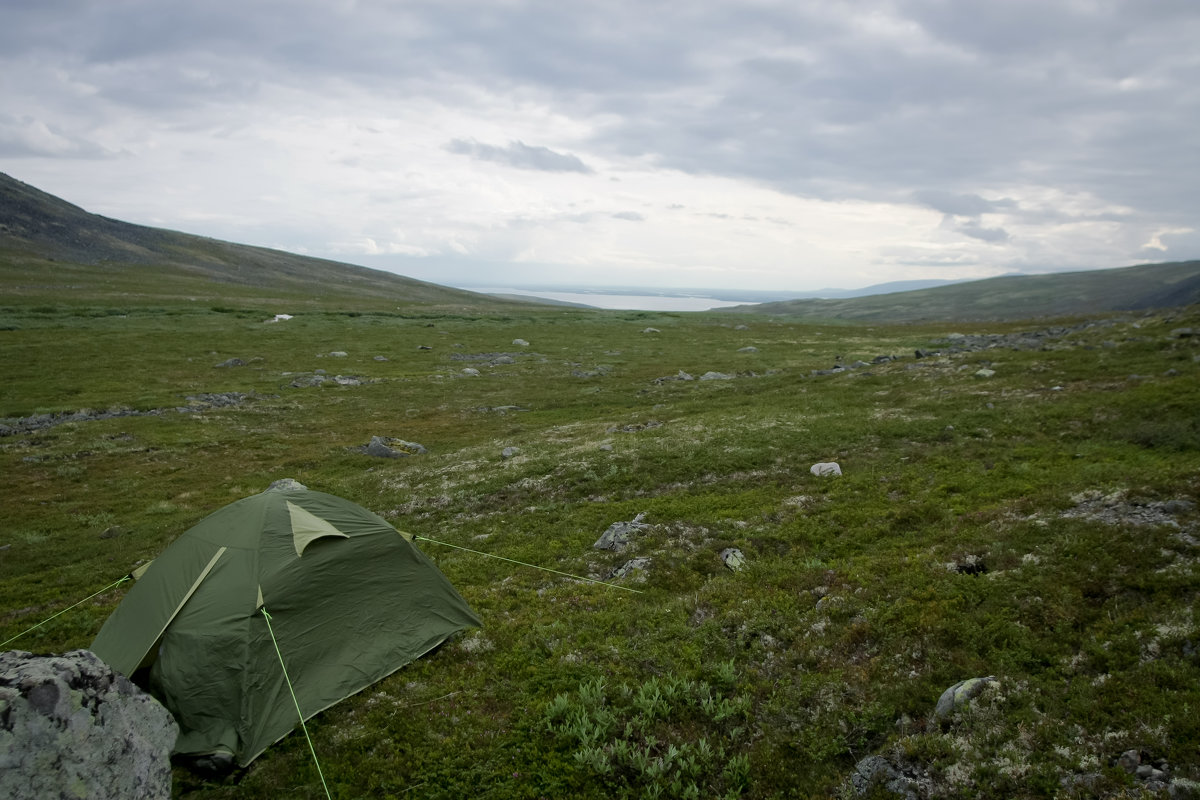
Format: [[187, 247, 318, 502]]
[[90, 480, 481, 766]]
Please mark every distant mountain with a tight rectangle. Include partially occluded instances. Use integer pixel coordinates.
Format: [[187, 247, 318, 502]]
[[0, 172, 536, 311], [721, 261, 1200, 321], [803, 278, 968, 299]]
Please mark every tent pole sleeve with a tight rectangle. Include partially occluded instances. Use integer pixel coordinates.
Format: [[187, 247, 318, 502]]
[[130, 546, 228, 672]]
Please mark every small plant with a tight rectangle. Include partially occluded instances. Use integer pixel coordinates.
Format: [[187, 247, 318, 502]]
[[542, 674, 753, 798]]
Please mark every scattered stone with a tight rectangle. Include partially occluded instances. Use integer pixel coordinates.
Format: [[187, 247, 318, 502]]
[[476, 405, 527, 414], [1063, 490, 1191, 528], [914, 348, 936, 358], [641, 327, 660, 334], [1, 394, 257, 436], [512, 338, 529, 346], [720, 548, 746, 571], [332, 375, 363, 386], [214, 357, 246, 368], [698, 371, 734, 381], [848, 755, 922, 799], [328, 351, 348, 357], [734, 324, 749, 330], [933, 676, 997, 721], [373, 355, 389, 361], [417, 345, 432, 351], [266, 314, 293, 323], [365, 436, 408, 459], [598, 443, 614, 452], [1171, 328, 1195, 338], [607, 557, 652, 579], [99, 526, 122, 540], [607, 420, 662, 433], [872, 354, 896, 364], [653, 370, 694, 384], [973, 368, 996, 378], [810, 462, 842, 477], [461, 368, 481, 376], [737, 346, 758, 353], [573, 365, 613, 378], [361, 436, 427, 458], [593, 513, 648, 552], [946, 554, 987, 575], [290, 374, 327, 388], [0, 650, 177, 800], [501, 446, 520, 460], [449, 351, 539, 365], [268, 478, 308, 492]]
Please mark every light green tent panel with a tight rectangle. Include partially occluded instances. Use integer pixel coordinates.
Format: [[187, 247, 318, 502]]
[[286, 500, 349, 556], [91, 482, 481, 766]]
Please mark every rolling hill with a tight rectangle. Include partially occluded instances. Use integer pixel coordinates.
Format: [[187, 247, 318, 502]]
[[721, 260, 1200, 321], [0, 172, 536, 312]]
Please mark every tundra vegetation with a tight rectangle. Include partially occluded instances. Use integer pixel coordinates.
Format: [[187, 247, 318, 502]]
[[1, 296, 1198, 799]]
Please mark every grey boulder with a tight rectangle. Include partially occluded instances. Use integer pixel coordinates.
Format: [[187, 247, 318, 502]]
[[0, 649, 178, 800]]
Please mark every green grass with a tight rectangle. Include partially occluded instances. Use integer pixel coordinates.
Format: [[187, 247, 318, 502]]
[[2, 300, 1199, 798]]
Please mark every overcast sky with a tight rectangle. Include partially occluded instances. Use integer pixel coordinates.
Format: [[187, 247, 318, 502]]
[[3, 0, 1198, 292]]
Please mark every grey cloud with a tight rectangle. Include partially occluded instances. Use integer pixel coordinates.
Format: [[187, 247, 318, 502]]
[[611, 211, 644, 221], [957, 222, 1011, 244], [445, 139, 592, 174], [3, 0, 1197, 275], [913, 190, 1017, 217]]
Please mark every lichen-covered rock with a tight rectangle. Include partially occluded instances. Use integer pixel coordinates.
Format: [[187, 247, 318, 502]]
[[810, 462, 842, 477], [361, 436, 428, 458], [934, 676, 998, 720], [593, 513, 648, 551], [0, 649, 177, 800], [607, 557, 652, 579], [849, 755, 920, 799], [720, 548, 746, 571]]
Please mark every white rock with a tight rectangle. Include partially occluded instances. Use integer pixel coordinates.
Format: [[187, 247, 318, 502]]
[[810, 462, 842, 477]]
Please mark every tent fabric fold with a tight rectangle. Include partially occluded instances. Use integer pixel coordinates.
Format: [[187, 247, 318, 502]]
[[91, 482, 481, 766]]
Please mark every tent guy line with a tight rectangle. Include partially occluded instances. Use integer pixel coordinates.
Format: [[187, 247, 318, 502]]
[[0, 575, 130, 649], [262, 606, 333, 800], [413, 535, 645, 594]]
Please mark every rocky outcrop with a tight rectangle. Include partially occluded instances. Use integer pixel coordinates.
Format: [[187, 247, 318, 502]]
[[0, 392, 255, 436], [0, 649, 177, 800], [359, 436, 429, 458], [593, 513, 649, 552]]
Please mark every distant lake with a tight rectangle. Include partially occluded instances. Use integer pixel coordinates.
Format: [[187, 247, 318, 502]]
[[462, 287, 755, 312]]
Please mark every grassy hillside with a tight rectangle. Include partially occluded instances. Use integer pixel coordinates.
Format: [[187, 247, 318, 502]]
[[0, 172, 534, 313], [2, 296, 1199, 798], [725, 261, 1200, 322]]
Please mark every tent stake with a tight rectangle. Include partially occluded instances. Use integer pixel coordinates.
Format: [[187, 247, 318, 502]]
[[261, 607, 332, 800], [414, 536, 644, 594]]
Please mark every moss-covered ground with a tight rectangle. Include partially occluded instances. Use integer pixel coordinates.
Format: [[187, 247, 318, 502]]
[[2, 301, 1198, 798]]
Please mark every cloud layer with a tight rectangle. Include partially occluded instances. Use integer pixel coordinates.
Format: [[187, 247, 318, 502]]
[[2, 0, 1197, 290]]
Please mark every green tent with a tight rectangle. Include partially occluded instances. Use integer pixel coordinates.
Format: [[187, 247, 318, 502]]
[[90, 480, 481, 766]]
